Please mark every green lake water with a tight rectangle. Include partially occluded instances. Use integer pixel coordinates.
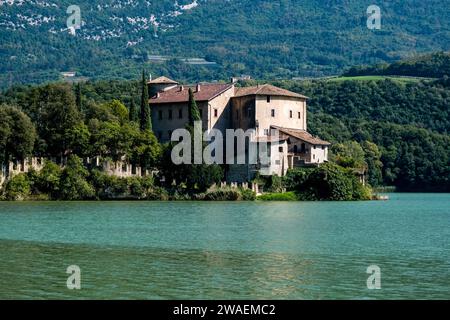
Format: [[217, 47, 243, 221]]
[[0, 193, 449, 300]]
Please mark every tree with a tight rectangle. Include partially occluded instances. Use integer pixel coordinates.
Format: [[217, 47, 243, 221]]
[[64, 123, 91, 157], [37, 160, 62, 199], [105, 100, 129, 124], [295, 163, 371, 201], [131, 129, 162, 170], [89, 121, 134, 161], [160, 141, 224, 193], [331, 141, 367, 171], [32, 84, 82, 157], [59, 155, 95, 200], [129, 99, 137, 122], [75, 83, 83, 112], [4, 173, 31, 200], [0, 105, 36, 176], [188, 88, 201, 126], [140, 70, 151, 131], [362, 141, 383, 187]]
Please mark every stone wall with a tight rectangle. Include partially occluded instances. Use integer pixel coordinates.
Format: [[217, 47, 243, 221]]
[[0, 157, 152, 189]]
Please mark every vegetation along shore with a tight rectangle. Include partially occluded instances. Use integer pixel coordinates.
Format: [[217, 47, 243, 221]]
[[1, 54, 449, 201]]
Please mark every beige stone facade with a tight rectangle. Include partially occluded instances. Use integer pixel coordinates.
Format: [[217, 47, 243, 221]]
[[148, 77, 331, 182], [150, 82, 235, 141]]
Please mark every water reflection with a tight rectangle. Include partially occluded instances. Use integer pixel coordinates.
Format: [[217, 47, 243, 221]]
[[1, 239, 449, 299], [0, 195, 449, 299]]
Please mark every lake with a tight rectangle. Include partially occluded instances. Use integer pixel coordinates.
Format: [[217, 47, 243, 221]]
[[0, 193, 449, 299]]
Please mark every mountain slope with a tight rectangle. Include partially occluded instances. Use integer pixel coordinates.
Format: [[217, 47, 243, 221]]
[[343, 52, 450, 78], [1, 0, 450, 88]]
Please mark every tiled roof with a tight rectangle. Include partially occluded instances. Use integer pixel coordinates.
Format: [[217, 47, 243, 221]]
[[150, 83, 233, 104], [148, 76, 178, 84], [271, 126, 331, 146], [235, 84, 307, 99], [254, 135, 288, 143]]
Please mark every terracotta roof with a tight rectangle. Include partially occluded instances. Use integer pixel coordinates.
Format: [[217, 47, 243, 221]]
[[148, 76, 178, 84], [150, 83, 233, 104], [271, 126, 331, 146], [255, 136, 288, 143], [235, 84, 307, 99]]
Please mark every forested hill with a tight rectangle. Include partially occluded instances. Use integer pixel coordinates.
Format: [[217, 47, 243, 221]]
[[343, 52, 450, 78], [274, 77, 450, 134], [1, 0, 450, 88], [273, 78, 450, 191]]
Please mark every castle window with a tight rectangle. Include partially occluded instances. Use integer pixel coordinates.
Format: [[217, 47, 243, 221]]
[[298, 112, 301, 119], [271, 109, 275, 117], [290, 110, 293, 118], [158, 110, 163, 120], [267, 96, 271, 103], [214, 109, 218, 118], [279, 147, 284, 153], [264, 129, 269, 136], [179, 109, 183, 119], [301, 143, 306, 153], [168, 110, 173, 120]]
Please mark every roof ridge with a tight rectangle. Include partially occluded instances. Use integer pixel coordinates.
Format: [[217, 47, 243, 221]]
[[270, 126, 331, 146]]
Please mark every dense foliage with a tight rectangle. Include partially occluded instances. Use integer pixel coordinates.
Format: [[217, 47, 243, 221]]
[[1, 0, 449, 88], [291, 164, 372, 201], [1, 156, 168, 201], [259, 163, 372, 201], [251, 76, 450, 191], [0, 105, 36, 168], [343, 52, 450, 78], [1, 65, 449, 195]]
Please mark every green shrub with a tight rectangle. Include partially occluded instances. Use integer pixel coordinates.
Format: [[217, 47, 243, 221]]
[[59, 155, 95, 200], [90, 170, 156, 200], [147, 187, 169, 200], [351, 178, 373, 201], [258, 192, 298, 201], [36, 161, 62, 199], [200, 187, 256, 201], [203, 189, 242, 201], [263, 175, 283, 193], [283, 168, 313, 191], [5, 174, 31, 200], [240, 188, 256, 201], [295, 163, 372, 201]]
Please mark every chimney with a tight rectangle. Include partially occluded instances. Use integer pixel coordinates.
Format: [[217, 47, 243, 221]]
[[196, 84, 201, 92]]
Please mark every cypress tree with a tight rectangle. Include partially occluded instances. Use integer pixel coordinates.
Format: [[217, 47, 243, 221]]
[[140, 70, 151, 131], [188, 88, 201, 126], [75, 83, 82, 111], [129, 98, 137, 122]]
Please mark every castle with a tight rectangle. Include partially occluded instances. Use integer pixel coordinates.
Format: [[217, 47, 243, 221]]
[[149, 77, 331, 182], [0, 77, 331, 187]]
